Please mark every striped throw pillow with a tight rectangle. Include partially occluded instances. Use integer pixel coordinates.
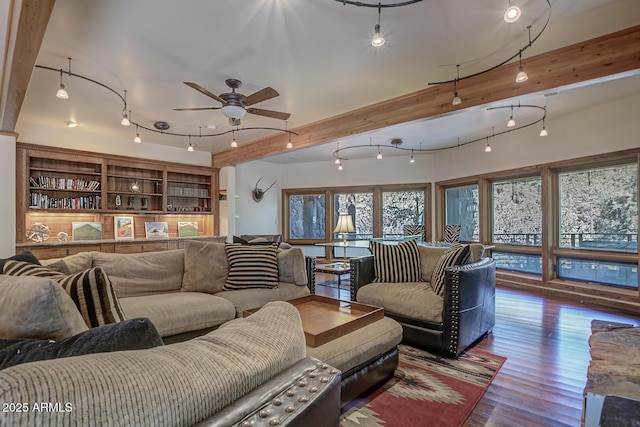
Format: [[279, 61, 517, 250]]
[[224, 244, 279, 290], [3, 260, 126, 328], [371, 239, 422, 283], [430, 244, 471, 296]]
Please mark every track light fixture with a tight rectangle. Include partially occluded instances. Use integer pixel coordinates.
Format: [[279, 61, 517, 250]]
[[56, 58, 72, 99], [376, 146, 382, 159], [452, 65, 462, 106], [134, 124, 141, 143], [516, 50, 529, 83], [485, 138, 492, 152], [507, 105, 516, 127], [121, 91, 130, 126], [230, 128, 238, 148], [188, 136, 195, 151], [540, 118, 549, 136], [371, 3, 385, 47], [338, 163, 344, 171], [410, 150, 415, 163], [504, 1, 521, 23], [285, 121, 293, 148]]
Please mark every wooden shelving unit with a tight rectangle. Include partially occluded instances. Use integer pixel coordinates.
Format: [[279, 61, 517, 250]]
[[16, 143, 221, 257]]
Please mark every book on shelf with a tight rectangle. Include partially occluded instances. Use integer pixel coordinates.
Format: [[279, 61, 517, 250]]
[[30, 176, 100, 191]]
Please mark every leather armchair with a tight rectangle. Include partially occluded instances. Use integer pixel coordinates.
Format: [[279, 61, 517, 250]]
[[350, 256, 496, 358]]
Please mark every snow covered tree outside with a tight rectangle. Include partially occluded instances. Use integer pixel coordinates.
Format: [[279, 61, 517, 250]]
[[492, 177, 542, 246], [382, 190, 424, 238], [333, 193, 373, 239], [445, 185, 479, 242]]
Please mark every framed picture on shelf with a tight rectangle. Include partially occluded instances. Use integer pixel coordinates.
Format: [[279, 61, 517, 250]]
[[72, 222, 103, 241], [114, 216, 134, 240], [178, 221, 199, 237], [145, 222, 169, 239]]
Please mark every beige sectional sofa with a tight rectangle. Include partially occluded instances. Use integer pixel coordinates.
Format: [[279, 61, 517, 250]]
[[41, 240, 315, 342]]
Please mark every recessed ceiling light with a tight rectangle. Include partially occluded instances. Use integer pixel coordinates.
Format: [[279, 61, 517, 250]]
[[207, 124, 217, 130], [65, 120, 78, 128]]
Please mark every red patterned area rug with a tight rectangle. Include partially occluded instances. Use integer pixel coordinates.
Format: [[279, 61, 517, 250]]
[[340, 344, 506, 427]]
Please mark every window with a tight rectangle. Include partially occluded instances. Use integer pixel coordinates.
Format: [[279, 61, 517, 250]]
[[333, 193, 373, 239], [559, 164, 638, 252], [492, 177, 542, 246], [492, 251, 542, 274], [288, 194, 326, 240], [557, 257, 638, 289], [445, 185, 479, 241], [382, 190, 425, 239]]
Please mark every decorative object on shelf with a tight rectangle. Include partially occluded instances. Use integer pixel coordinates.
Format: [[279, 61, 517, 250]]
[[129, 181, 141, 193], [26, 223, 50, 243], [202, 199, 208, 211], [178, 222, 199, 237], [166, 202, 173, 211], [72, 222, 103, 241], [127, 196, 135, 210], [114, 217, 134, 240], [141, 197, 149, 211], [115, 194, 122, 210], [56, 231, 69, 242], [333, 213, 356, 268], [145, 222, 169, 239], [252, 176, 277, 203]]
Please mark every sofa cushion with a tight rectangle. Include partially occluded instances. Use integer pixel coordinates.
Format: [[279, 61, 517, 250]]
[[430, 244, 471, 296], [357, 281, 443, 324], [3, 260, 125, 328], [0, 317, 162, 371], [224, 244, 279, 290], [217, 282, 310, 317], [0, 301, 306, 427], [371, 239, 422, 283], [0, 250, 40, 273], [277, 247, 308, 286], [181, 240, 228, 294], [92, 249, 184, 298], [417, 245, 450, 281], [0, 275, 88, 339], [118, 292, 236, 337], [54, 251, 94, 274]]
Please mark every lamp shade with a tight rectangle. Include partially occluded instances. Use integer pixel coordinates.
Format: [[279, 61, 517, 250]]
[[333, 213, 355, 234], [222, 104, 247, 120]]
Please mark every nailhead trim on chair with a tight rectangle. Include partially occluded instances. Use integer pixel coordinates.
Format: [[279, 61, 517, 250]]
[[446, 269, 461, 357], [237, 362, 340, 426]]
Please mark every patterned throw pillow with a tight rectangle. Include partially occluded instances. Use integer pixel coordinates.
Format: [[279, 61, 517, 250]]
[[224, 244, 279, 290], [3, 260, 126, 328], [430, 244, 471, 296], [371, 239, 422, 283]]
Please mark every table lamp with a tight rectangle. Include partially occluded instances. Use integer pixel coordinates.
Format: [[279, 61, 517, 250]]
[[333, 213, 355, 268]]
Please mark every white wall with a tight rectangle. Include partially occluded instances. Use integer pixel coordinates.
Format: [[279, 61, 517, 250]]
[[234, 160, 283, 235], [0, 134, 15, 257]]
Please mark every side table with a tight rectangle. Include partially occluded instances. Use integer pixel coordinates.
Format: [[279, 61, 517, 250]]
[[315, 262, 350, 290]]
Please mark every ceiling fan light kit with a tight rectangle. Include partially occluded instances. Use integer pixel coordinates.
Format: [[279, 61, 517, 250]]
[[504, 3, 521, 23]]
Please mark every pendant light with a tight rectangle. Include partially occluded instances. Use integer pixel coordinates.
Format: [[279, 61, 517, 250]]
[[540, 118, 549, 136], [507, 105, 516, 127], [285, 121, 293, 148], [134, 125, 141, 143], [376, 146, 382, 159], [230, 128, 238, 148], [56, 58, 70, 99], [371, 3, 385, 47], [516, 50, 528, 83], [410, 150, 415, 163], [452, 65, 462, 106], [188, 136, 195, 151], [484, 138, 492, 153], [121, 91, 130, 126]]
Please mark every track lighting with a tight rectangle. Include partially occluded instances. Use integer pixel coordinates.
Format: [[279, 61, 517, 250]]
[[121, 91, 130, 126], [371, 4, 385, 47], [188, 143, 195, 152], [338, 164, 344, 171], [134, 124, 141, 143], [334, 158, 340, 164], [285, 121, 293, 148], [230, 129, 238, 148], [540, 118, 548, 136], [504, 2, 521, 23], [452, 65, 462, 106], [507, 106, 516, 127], [485, 139, 492, 152], [56, 70, 68, 99], [410, 150, 415, 163], [376, 147, 382, 159], [516, 50, 528, 83]]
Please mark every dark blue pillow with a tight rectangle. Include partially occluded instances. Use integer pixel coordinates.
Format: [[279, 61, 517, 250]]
[[0, 318, 163, 371]]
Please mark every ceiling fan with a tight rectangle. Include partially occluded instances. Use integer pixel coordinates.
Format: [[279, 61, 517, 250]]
[[175, 78, 291, 125]]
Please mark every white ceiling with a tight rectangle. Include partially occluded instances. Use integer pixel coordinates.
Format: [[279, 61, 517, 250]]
[[15, 0, 640, 164]]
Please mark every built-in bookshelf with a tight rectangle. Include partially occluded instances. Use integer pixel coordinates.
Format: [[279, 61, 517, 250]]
[[16, 143, 220, 254]]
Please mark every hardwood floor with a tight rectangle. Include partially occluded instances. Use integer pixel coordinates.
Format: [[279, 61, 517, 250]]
[[314, 274, 640, 427]]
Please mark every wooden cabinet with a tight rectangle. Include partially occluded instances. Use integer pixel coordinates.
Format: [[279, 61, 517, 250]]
[[16, 143, 220, 252]]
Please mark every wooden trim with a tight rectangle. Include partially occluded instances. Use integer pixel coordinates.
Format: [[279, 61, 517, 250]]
[[212, 25, 640, 168], [1, 0, 56, 133]]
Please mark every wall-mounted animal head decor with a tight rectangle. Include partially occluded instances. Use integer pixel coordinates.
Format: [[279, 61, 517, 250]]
[[252, 176, 276, 203]]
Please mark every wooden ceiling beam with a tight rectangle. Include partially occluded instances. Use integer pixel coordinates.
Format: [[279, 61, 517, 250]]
[[0, 0, 56, 133], [212, 24, 640, 168]]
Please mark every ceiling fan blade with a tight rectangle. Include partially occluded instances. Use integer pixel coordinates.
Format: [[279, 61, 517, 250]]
[[183, 82, 225, 104], [247, 107, 291, 121], [173, 106, 221, 111], [243, 87, 279, 106]]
